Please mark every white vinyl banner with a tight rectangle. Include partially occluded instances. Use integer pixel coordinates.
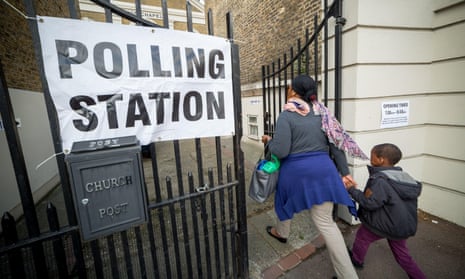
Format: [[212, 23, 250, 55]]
[[37, 16, 234, 152]]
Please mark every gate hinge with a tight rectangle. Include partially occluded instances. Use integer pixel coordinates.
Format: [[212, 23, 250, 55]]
[[336, 17, 346, 26]]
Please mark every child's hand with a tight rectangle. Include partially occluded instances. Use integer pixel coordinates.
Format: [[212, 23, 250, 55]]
[[364, 188, 373, 198], [342, 175, 357, 189]]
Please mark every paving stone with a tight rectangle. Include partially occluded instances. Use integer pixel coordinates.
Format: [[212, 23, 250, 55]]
[[295, 243, 316, 260], [278, 253, 301, 271], [311, 234, 325, 249], [262, 264, 284, 279]]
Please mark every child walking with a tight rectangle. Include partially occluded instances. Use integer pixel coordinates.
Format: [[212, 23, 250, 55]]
[[345, 143, 426, 279]]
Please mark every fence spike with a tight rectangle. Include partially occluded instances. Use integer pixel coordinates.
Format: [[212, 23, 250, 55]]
[[1, 212, 18, 244], [46, 202, 60, 231]]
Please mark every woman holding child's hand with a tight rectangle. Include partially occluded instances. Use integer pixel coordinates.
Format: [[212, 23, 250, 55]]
[[262, 75, 368, 279]]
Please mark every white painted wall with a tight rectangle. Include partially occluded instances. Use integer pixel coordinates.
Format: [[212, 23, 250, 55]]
[[241, 0, 465, 227], [331, 0, 465, 226], [0, 89, 59, 221]]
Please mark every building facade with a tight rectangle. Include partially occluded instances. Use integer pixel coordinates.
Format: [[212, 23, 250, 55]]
[[79, 0, 206, 32], [1, 0, 464, 228], [207, 0, 465, 226]]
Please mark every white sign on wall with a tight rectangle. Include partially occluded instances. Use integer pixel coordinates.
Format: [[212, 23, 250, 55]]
[[37, 16, 234, 152], [380, 100, 410, 128]]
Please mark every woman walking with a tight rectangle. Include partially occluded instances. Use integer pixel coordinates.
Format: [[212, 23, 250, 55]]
[[262, 75, 367, 279]]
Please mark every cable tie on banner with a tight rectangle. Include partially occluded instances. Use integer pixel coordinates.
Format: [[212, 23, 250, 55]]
[[226, 38, 246, 44], [36, 152, 64, 170], [195, 184, 210, 193], [2, 0, 36, 20]]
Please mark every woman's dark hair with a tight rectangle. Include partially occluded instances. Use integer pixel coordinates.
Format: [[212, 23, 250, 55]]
[[372, 143, 403, 165], [292, 75, 317, 102]]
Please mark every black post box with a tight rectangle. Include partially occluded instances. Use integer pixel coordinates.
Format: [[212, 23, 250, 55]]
[[65, 136, 148, 241]]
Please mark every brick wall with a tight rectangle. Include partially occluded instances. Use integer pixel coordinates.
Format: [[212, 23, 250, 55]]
[[1, 0, 319, 91], [0, 0, 74, 91], [205, 0, 320, 86]]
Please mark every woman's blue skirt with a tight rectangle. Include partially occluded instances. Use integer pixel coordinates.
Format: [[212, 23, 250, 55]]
[[274, 151, 357, 221]]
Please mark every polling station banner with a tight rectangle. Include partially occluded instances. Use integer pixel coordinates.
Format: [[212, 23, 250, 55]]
[[37, 16, 234, 152]]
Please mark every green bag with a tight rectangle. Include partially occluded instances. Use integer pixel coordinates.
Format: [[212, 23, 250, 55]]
[[261, 154, 280, 173]]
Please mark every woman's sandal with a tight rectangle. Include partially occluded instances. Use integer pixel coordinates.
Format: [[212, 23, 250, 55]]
[[266, 226, 287, 243]]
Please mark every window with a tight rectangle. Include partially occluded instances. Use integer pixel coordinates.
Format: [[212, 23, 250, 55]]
[[248, 115, 259, 140]]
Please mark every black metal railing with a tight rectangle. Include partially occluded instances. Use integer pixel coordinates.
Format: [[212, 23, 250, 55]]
[[0, 0, 247, 278], [262, 0, 345, 137]]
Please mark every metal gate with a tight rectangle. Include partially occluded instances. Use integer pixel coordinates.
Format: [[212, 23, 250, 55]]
[[262, 0, 345, 133], [0, 0, 248, 278]]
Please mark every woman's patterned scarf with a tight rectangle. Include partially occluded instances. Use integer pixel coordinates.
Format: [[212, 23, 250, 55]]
[[284, 98, 369, 160]]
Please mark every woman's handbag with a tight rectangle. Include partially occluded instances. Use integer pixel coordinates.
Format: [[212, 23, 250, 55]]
[[248, 153, 280, 203]]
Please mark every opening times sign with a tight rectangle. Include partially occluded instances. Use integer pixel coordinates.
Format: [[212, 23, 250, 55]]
[[37, 16, 235, 152], [380, 100, 410, 128]]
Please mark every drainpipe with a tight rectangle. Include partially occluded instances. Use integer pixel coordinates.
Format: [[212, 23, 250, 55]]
[[334, 0, 346, 120], [333, 0, 346, 220]]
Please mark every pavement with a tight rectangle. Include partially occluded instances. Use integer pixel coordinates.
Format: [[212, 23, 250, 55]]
[[248, 206, 465, 279], [241, 140, 465, 279], [21, 138, 465, 279]]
